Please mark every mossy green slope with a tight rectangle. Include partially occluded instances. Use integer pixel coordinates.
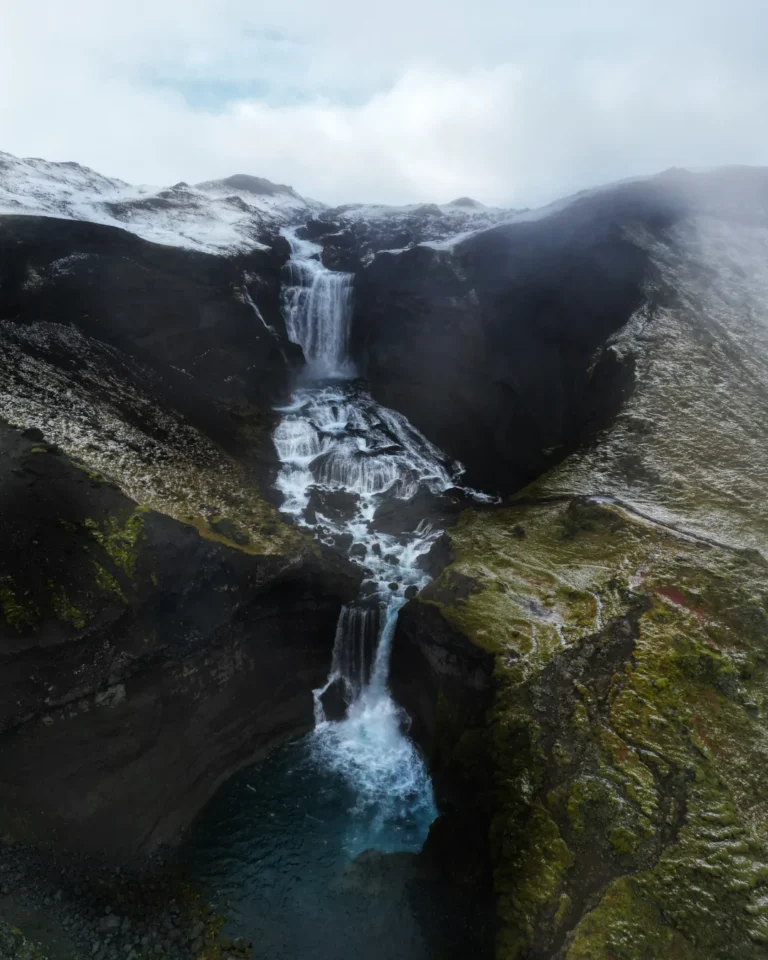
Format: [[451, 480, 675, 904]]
[[419, 498, 768, 959], [0, 427, 307, 646], [0, 322, 303, 560], [1, 503, 153, 638]]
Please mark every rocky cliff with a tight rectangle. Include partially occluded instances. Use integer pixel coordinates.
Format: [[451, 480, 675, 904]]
[[0, 212, 362, 861], [351, 168, 768, 496], [389, 166, 768, 959]]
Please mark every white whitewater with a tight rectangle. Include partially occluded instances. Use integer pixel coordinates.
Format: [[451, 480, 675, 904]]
[[273, 233, 467, 852], [281, 231, 354, 378]]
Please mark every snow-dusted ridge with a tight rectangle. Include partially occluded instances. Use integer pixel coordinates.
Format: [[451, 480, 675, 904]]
[[0, 148, 528, 258], [322, 197, 515, 258], [0, 147, 685, 259], [0, 150, 323, 255]]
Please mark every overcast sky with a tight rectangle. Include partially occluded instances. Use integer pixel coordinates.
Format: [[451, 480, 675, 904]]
[[2, 0, 767, 206]]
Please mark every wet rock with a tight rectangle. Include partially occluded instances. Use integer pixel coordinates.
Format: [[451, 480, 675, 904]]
[[371, 487, 457, 539], [333, 532, 354, 553], [303, 217, 341, 240], [98, 915, 121, 934], [390, 598, 495, 756], [405, 585, 418, 600], [305, 487, 359, 525], [388, 582, 399, 592], [349, 543, 367, 559], [358, 580, 380, 601], [416, 532, 454, 578], [319, 677, 349, 722]]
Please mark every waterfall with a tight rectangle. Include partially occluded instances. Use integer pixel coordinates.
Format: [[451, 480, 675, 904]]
[[272, 227, 473, 855], [181, 228, 493, 959], [281, 232, 354, 379], [329, 604, 379, 701]]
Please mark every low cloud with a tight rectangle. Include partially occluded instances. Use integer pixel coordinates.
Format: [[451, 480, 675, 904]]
[[1, 0, 767, 206]]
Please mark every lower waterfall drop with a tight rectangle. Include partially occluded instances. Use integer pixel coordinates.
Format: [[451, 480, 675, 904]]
[[273, 380, 461, 854]]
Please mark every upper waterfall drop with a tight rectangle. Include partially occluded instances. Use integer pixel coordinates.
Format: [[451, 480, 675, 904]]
[[281, 231, 355, 379]]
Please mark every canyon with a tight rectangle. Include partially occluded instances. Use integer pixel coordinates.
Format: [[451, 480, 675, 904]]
[[1, 152, 767, 959]]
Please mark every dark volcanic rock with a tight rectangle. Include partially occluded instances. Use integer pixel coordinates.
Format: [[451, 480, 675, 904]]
[[416, 532, 454, 578], [0, 423, 360, 860], [0, 214, 300, 417], [389, 597, 496, 951], [315, 200, 511, 268], [319, 677, 349, 722], [371, 487, 460, 540], [351, 177, 689, 493], [390, 599, 494, 769], [304, 486, 359, 525], [302, 217, 342, 240]]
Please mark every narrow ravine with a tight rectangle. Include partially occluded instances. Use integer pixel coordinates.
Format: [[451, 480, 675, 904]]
[[179, 231, 481, 960]]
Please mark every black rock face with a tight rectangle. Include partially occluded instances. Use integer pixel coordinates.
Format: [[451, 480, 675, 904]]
[[0, 422, 360, 860], [0, 214, 367, 862], [0, 214, 300, 415], [319, 677, 350, 722], [350, 177, 688, 494]]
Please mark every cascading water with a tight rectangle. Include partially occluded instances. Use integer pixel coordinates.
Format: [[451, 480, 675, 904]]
[[281, 231, 355, 379], [273, 391, 457, 852], [272, 234, 471, 853], [179, 231, 485, 960]]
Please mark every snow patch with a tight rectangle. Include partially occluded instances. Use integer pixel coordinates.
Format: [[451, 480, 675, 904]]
[[0, 150, 322, 255]]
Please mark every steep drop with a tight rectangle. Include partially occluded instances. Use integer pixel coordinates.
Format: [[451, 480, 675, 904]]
[[281, 231, 355, 378]]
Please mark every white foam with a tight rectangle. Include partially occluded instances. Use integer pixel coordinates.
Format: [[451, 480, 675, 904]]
[[271, 247, 489, 853], [272, 382, 457, 844], [281, 231, 355, 378]]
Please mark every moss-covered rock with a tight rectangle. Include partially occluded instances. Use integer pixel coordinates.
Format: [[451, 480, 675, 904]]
[[406, 497, 768, 958], [565, 877, 699, 959], [0, 421, 360, 860]]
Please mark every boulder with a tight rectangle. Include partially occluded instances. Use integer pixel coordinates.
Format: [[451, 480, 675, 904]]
[[319, 677, 349, 722]]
